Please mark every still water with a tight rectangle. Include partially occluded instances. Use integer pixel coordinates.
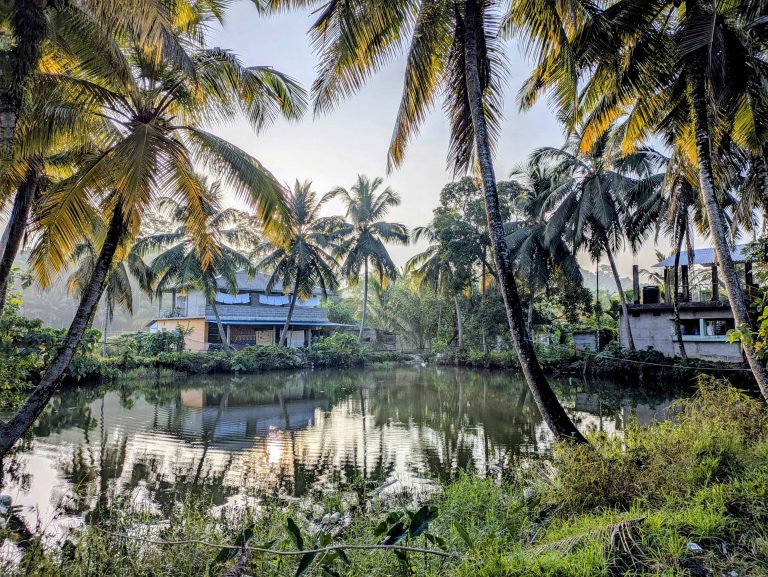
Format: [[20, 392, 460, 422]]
[[1, 367, 682, 535]]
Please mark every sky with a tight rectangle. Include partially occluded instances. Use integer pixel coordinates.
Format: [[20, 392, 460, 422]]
[[207, 2, 664, 275]]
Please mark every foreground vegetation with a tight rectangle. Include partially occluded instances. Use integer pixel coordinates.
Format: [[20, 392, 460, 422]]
[[3, 379, 767, 576]]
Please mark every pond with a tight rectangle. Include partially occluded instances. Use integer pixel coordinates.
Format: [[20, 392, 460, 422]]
[[1, 366, 683, 538]]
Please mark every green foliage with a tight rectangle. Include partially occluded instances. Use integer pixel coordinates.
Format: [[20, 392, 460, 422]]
[[0, 299, 106, 409], [230, 345, 303, 372], [113, 328, 188, 357], [326, 299, 356, 325], [307, 333, 365, 367]]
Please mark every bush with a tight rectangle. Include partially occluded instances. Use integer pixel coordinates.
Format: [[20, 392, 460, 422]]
[[231, 345, 303, 372], [0, 300, 106, 409], [153, 351, 232, 374], [307, 333, 366, 367]]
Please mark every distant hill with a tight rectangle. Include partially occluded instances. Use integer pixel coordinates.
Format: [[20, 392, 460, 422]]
[[580, 264, 632, 295]]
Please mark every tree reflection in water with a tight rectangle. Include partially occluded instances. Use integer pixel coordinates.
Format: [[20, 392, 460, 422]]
[[1, 367, 680, 534]]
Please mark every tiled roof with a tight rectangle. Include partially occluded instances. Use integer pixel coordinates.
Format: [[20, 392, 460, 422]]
[[207, 304, 329, 324]]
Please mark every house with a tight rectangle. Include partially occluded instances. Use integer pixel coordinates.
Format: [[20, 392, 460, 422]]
[[618, 245, 757, 363], [150, 272, 341, 350]]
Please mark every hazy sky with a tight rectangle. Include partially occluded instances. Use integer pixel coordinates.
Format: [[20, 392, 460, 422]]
[[208, 2, 662, 274]]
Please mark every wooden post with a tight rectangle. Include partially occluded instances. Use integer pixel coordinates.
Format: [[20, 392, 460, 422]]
[[632, 264, 640, 304], [711, 265, 719, 301], [681, 265, 690, 302]]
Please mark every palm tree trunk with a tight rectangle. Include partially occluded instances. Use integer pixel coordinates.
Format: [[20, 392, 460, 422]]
[[279, 280, 299, 347], [462, 0, 585, 443], [0, 204, 125, 457], [527, 280, 536, 339], [102, 311, 109, 357], [210, 300, 231, 356], [1, 1, 47, 160], [595, 260, 600, 350], [690, 64, 768, 401], [453, 295, 464, 350], [358, 257, 369, 342], [0, 162, 40, 315], [672, 215, 688, 361], [602, 235, 635, 351]]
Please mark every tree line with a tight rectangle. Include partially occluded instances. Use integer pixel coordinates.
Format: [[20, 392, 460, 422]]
[[3, 0, 768, 456]]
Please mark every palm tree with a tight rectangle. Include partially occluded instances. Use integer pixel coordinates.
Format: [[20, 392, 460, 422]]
[[67, 230, 153, 354], [259, 180, 342, 347], [327, 175, 409, 342], [0, 8, 305, 456], [531, 132, 655, 351], [0, 0, 207, 311], [507, 160, 583, 337], [140, 184, 259, 355], [268, 0, 586, 442], [565, 0, 768, 398], [0, 0, 198, 159], [407, 225, 469, 350]]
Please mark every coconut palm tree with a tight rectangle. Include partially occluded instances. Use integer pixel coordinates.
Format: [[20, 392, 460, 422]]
[[0, 0, 209, 313], [326, 175, 408, 342], [0, 9, 305, 456], [67, 230, 153, 354], [139, 184, 259, 355], [407, 224, 473, 350], [564, 0, 768, 398], [532, 131, 647, 350], [0, 0, 199, 160], [507, 160, 583, 336], [259, 180, 342, 347], [267, 0, 586, 442]]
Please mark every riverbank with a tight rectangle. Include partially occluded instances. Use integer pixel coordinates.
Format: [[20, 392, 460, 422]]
[[3, 378, 766, 576], [433, 343, 755, 389]]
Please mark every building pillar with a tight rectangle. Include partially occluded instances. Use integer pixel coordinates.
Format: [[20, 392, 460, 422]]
[[711, 265, 719, 301], [699, 318, 707, 337], [632, 264, 640, 304]]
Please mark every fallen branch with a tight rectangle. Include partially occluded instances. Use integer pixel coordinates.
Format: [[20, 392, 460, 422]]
[[93, 527, 459, 559]]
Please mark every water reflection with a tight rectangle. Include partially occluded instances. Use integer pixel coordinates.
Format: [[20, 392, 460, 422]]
[[1, 367, 680, 535]]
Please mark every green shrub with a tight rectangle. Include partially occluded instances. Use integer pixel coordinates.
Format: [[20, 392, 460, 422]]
[[307, 333, 365, 367], [153, 351, 232, 374], [231, 345, 303, 372]]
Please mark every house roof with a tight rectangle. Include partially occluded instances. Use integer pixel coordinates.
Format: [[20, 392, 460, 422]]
[[653, 244, 750, 268], [166, 271, 323, 295]]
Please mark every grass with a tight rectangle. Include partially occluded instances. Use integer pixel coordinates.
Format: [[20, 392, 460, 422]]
[[3, 377, 768, 576]]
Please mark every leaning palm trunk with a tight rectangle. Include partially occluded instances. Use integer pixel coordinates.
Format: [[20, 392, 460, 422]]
[[672, 215, 688, 361], [527, 280, 536, 339], [1, 1, 47, 160], [462, 0, 585, 443], [358, 258, 369, 342], [279, 281, 299, 347], [690, 65, 768, 401], [209, 300, 232, 355], [0, 204, 125, 457], [602, 236, 635, 351], [453, 295, 464, 350], [0, 162, 40, 314]]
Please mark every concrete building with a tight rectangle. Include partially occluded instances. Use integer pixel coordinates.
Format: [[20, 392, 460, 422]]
[[150, 272, 341, 351], [619, 245, 757, 363]]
